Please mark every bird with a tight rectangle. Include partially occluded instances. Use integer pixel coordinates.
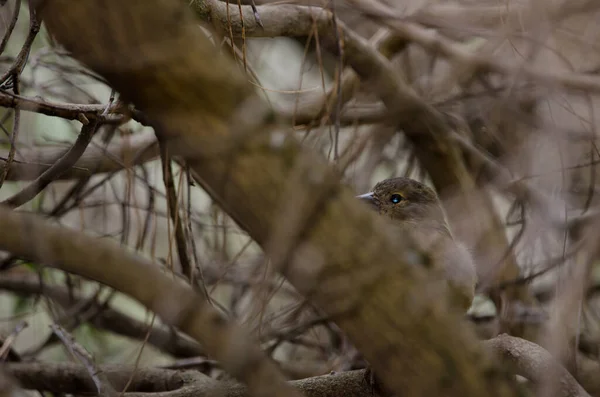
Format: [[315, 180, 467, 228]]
[[356, 177, 477, 396], [356, 176, 477, 311]]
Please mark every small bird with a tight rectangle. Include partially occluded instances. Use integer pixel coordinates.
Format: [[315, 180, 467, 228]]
[[356, 177, 477, 396], [357, 176, 477, 311]]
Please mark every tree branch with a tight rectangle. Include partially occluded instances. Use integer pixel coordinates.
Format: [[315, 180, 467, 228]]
[[6, 362, 372, 397], [484, 334, 591, 397], [0, 130, 158, 181], [0, 272, 205, 358]]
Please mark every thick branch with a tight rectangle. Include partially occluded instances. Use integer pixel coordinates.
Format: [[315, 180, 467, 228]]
[[484, 334, 591, 397], [5, 363, 195, 394], [6, 336, 591, 397], [0, 204, 302, 397], [6, 362, 372, 397]]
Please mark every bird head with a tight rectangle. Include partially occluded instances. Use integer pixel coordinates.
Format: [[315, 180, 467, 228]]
[[357, 177, 449, 232], [358, 177, 476, 311]]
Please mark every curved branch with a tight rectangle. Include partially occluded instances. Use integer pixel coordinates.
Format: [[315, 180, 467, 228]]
[[484, 334, 591, 397], [7, 362, 372, 397], [192, 0, 600, 93], [0, 130, 158, 181], [0, 272, 205, 358], [0, 203, 303, 397], [6, 345, 591, 397], [2, 120, 99, 208]]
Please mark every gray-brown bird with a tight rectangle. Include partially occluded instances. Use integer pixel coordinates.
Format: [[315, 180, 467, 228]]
[[357, 177, 477, 396], [357, 176, 476, 312]]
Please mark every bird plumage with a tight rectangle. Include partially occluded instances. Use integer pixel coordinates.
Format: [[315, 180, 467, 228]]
[[358, 177, 477, 312], [357, 177, 478, 396]]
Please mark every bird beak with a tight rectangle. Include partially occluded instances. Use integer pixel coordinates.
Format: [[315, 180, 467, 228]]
[[356, 192, 378, 210]]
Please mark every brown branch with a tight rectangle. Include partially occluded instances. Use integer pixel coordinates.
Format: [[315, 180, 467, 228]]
[[191, 1, 410, 127], [190, 0, 480, 194], [6, 362, 372, 397], [0, 87, 21, 190], [0, 130, 158, 181], [51, 324, 118, 397], [2, 119, 99, 208], [0, 321, 27, 361], [0, 90, 150, 125], [0, 272, 206, 358], [0, 0, 40, 86], [0, 368, 23, 397], [159, 140, 193, 280], [484, 334, 591, 397], [5, 362, 195, 394], [191, 0, 600, 93], [412, 1, 597, 37], [5, 337, 592, 397], [0, 0, 21, 56], [0, 203, 303, 397], [0, 90, 115, 121]]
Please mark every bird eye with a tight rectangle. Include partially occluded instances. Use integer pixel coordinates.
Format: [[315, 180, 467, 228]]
[[390, 194, 404, 204]]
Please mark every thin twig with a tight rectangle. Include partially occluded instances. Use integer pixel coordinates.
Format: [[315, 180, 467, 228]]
[[2, 118, 99, 208], [51, 324, 118, 397], [0, 0, 21, 56], [159, 139, 193, 280]]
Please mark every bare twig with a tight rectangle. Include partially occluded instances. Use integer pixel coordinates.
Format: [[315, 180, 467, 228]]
[[159, 139, 193, 280], [0, 272, 206, 358], [51, 324, 118, 397], [0, 0, 39, 87], [2, 118, 99, 208], [0, 0, 21, 56], [0, 321, 27, 360]]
